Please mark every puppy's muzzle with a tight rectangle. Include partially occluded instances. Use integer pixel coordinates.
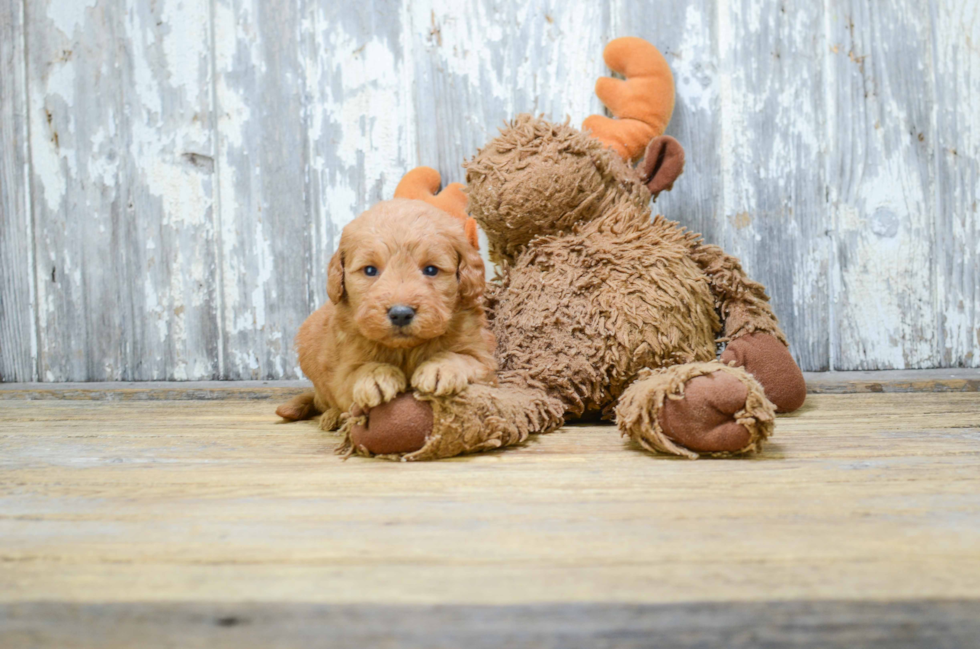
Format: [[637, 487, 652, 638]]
[[387, 305, 416, 327]]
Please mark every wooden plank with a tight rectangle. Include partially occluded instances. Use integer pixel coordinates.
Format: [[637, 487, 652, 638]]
[[827, 0, 939, 369], [0, 380, 308, 401], [306, 1, 418, 311], [612, 0, 722, 269], [0, 0, 36, 382], [24, 0, 219, 381], [118, 0, 222, 381], [716, 0, 831, 371], [932, 0, 980, 367], [407, 0, 611, 187], [2, 600, 978, 649], [803, 368, 980, 393], [1, 369, 978, 400], [1, 394, 979, 607], [212, 0, 316, 379]]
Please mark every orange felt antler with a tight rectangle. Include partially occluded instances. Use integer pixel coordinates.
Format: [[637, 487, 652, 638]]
[[394, 167, 479, 249], [582, 37, 676, 163]]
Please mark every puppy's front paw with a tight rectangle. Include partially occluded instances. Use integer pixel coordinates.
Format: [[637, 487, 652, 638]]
[[411, 361, 470, 397], [352, 365, 407, 408]]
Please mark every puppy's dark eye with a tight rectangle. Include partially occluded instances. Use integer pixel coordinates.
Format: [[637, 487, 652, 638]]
[[363, 266, 378, 277], [422, 265, 439, 277]]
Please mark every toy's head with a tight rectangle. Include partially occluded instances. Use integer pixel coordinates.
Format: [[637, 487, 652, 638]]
[[465, 37, 686, 263]]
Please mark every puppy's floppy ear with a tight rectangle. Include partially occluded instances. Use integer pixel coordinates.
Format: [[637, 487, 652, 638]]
[[327, 249, 345, 304], [454, 234, 486, 309]]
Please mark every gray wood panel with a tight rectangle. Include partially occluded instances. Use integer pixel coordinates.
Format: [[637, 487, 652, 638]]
[[613, 0, 722, 244], [212, 0, 314, 379], [2, 0, 979, 379], [410, 0, 611, 186], [0, 0, 36, 382], [715, 0, 832, 371], [24, 0, 220, 381], [828, 0, 940, 370], [307, 1, 417, 316], [3, 600, 978, 649], [933, 1, 980, 367]]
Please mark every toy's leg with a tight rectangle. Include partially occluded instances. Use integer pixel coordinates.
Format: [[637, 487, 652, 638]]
[[339, 380, 565, 461], [616, 361, 775, 459]]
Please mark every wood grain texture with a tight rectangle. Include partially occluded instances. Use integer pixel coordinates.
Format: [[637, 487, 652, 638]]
[[24, 0, 220, 381], [717, 0, 832, 371], [212, 0, 314, 379], [613, 0, 722, 245], [0, 394, 979, 610], [828, 0, 939, 369], [307, 1, 417, 315], [932, 0, 980, 367], [3, 600, 979, 649], [2, 0, 980, 379], [409, 0, 610, 186], [0, 0, 37, 382]]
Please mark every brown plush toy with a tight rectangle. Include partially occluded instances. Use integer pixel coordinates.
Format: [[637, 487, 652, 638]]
[[343, 37, 806, 460]]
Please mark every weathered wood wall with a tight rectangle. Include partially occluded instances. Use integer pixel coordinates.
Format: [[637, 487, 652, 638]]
[[1, 0, 978, 381]]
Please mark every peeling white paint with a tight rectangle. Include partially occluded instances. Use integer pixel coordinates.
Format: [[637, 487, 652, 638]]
[[672, 4, 717, 115], [46, 0, 98, 38], [29, 57, 76, 213]]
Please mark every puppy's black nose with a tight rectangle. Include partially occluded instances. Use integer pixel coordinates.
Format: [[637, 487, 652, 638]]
[[387, 305, 416, 327]]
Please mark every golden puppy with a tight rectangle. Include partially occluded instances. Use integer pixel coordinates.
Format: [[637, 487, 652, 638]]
[[276, 198, 495, 431]]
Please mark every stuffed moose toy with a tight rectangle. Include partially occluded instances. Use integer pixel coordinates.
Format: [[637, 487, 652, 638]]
[[295, 36, 806, 460]]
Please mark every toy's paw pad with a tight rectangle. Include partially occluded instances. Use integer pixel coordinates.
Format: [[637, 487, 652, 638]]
[[660, 371, 752, 453], [721, 332, 806, 412], [411, 361, 469, 397], [352, 365, 407, 409], [350, 393, 432, 455]]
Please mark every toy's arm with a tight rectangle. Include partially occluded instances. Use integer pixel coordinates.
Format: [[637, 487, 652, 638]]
[[689, 242, 805, 412], [689, 243, 786, 344]]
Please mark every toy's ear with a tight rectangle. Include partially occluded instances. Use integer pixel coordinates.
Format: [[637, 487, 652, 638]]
[[640, 135, 685, 198], [327, 249, 345, 304]]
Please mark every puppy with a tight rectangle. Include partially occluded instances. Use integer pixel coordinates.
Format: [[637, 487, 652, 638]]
[[276, 198, 496, 431]]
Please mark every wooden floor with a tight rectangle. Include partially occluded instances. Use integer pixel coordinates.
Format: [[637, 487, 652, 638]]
[[2, 392, 980, 647]]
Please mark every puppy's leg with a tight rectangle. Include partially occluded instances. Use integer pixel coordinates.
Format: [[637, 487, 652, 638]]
[[276, 392, 320, 421], [351, 363, 407, 409], [318, 406, 344, 431], [411, 352, 491, 397]]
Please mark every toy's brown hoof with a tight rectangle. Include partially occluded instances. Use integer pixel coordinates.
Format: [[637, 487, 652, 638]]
[[659, 371, 751, 453], [349, 393, 432, 455], [721, 332, 806, 412]]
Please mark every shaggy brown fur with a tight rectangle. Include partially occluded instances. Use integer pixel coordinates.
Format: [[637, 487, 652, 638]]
[[276, 199, 496, 432], [464, 115, 788, 434]]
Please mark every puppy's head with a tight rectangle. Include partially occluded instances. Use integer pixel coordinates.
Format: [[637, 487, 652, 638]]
[[327, 199, 485, 348]]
